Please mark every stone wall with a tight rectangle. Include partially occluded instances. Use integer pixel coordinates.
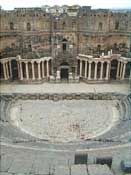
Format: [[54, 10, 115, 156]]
[[0, 6, 131, 59]]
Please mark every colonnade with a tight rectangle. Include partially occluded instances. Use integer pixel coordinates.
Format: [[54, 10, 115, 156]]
[[0, 60, 12, 80], [0, 57, 53, 81], [78, 59, 110, 80], [116, 61, 128, 80], [19, 59, 52, 80], [0, 55, 130, 81]]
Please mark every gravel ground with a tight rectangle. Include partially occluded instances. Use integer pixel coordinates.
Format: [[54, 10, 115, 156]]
[[9, 99, 120, 142]]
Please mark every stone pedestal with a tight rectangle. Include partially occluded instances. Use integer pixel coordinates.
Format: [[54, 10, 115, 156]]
[[56, 70, 61, 83], [50, 75, 55, 83], [74, 76, 80, 83], [69, 72, 74, 83]]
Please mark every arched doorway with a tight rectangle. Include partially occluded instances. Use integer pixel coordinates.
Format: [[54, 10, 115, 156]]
[[110, 59, 118, 79], [60, 62, 69, 79], [11, 60, 18, 80]]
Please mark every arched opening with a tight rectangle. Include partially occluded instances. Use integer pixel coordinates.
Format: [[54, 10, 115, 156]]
[[22, 62, 26, 78], [97, 62, 101, 79], [82, 60, 85, 77], [77, 60, 80, 76], [125, 62, 131, 78], [49, 59, 52, 75], [28, 62, 32, 79], [87, 62, 89, 78], [34, 62, 38, 78], [27, 23, 31, 31], [0, 63, 4, 79], [110, 59, 118, 79], [103, 62, 107, 78], [98, 22, 103, 31], [91, 62, 95, 78], [60, 62, 69, 80], [44, 61, 47, 77], [97, 45, 101, 54], [62, 38, 68, 52], [40, 62, 43, 78], [11, 60, 18, 80], [10, 22, 14, 30]]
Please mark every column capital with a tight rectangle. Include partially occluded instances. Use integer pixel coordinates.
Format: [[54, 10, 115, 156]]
[[107, 61, 110, 64], [95, 61, 98, 64], [88, 61, 92, 64], [36, 61, 41, 64], [123, 61, 127, 64]]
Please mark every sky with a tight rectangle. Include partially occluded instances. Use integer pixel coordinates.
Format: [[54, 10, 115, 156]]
[[0, 0, 131, 10]]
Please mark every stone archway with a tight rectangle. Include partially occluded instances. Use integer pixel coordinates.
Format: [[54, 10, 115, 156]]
[[60, 62, 69, 79], [110, 59, 118, 79]]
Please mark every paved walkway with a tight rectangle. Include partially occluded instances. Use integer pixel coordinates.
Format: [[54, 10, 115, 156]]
[[0, 82, 130, 94]]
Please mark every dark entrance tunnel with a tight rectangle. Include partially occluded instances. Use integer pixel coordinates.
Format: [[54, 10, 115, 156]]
[[60, 62, 69, 80]]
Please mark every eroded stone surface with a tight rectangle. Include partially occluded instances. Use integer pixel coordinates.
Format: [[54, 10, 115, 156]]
[[9, 99, 120, 142]]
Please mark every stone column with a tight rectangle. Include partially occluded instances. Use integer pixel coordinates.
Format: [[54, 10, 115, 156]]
[[105, 62, 110, 80], [130, 67, 131, 79], [19, 62, 23, 80], [17, 62, 20, 79], [42, 61, 45, 78], [88, 61, 91, 80], [31, 61, 35, 80], [6, 62, 9, 79], [3, 63, 7, 80], [84, 60, 87, 78], [25, 62, 29, 80], [122, 62, 127, 79], [37, 61, 41, 80], [116, 61, 120, 79], [100, 62, 104, 80], [94, 62, 98, 80], [120, 62, 123, 79], [46, 60, 49, 77], [80, 60, 82, 77], [9, 61, 12, 78]]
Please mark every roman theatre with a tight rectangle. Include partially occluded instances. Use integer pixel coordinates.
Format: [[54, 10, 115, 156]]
[[0, 5, 131, 175]]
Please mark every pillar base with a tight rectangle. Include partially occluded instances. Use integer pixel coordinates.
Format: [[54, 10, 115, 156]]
[[50, 76, 55, 83]]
